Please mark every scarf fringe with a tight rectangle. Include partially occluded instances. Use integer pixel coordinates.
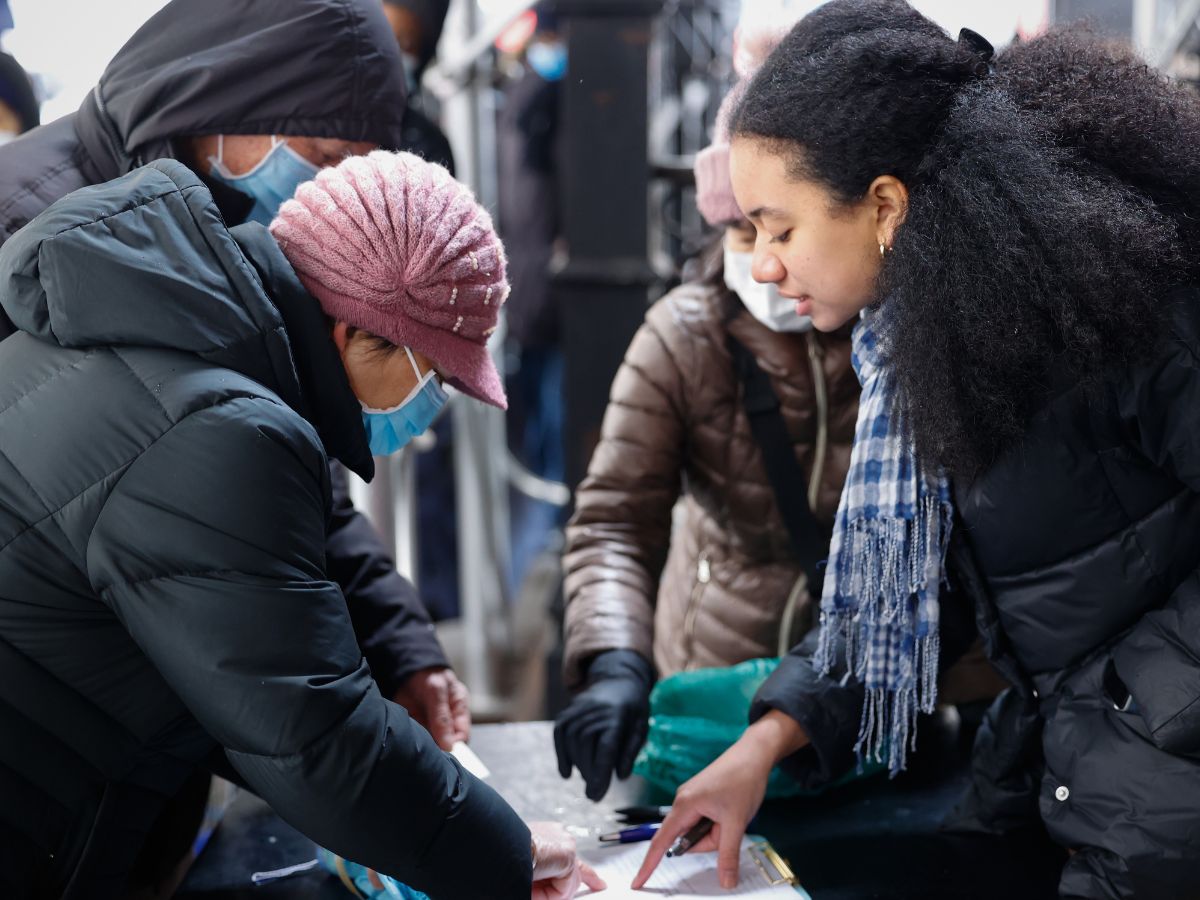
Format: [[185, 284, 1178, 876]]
[[815, 494, 953, 775]]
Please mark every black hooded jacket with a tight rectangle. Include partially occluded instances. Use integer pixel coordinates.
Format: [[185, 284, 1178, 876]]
[[752, 287, 1200, 898], [0, 160, 532, 900], [0, 0, 451, 698], [0, 0, 410, 324]]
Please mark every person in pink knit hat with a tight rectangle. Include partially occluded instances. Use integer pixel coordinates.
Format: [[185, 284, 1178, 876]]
[[0, 143, 605, 897], [554, 13, 861, 804], [269, 149, 607, 899], [270, 149, 509, 457]]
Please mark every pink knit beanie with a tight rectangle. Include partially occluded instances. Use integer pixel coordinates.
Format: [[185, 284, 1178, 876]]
[[694, 16, 797, 227], [694, 85, 748, 227], [270, 150, 510, 409]]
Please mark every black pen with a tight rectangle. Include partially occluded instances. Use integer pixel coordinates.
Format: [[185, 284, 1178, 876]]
[[615, 805, 671, 824], [666, 817, 714, 857]]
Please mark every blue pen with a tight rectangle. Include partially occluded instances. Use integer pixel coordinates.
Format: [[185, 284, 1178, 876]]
[[598, 823, 661, 844]]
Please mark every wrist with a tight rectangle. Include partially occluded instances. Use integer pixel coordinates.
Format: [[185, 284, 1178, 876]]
[[583, 649, 656, 690], [742, 709, 809, 767]]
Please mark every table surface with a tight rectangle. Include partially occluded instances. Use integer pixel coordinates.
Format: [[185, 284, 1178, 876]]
[[178, 720, 1064, 900]]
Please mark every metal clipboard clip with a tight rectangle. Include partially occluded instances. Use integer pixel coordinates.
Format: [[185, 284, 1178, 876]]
[[748, 838, 798, 887]]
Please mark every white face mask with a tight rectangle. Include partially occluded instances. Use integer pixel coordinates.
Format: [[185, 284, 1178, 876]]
[[0, 131, 17, 147], [723, 248, 812, 333]]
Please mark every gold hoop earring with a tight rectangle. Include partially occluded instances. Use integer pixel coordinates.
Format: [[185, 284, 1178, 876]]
[[879, 242, 887, 259]]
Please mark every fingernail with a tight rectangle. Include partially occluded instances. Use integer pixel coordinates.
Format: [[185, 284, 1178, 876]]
[[721, 874, 735, 889]]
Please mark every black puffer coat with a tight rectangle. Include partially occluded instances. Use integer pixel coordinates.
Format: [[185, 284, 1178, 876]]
[[0, 0, 450, 699], [0, 161, 532, 900], [753, 287, 1200, 899]]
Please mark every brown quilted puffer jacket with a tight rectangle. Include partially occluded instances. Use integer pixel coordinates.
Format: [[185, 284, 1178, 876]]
[[562, 280, 859, 687]]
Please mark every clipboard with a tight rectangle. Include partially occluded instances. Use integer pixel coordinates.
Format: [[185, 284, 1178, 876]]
[[747, 837, 804, 891], [579, 833, 810, 898], [748, 836, 812, 897]]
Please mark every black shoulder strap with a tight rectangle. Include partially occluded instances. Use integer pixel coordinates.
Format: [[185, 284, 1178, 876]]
[[727, 328, 828, 595]]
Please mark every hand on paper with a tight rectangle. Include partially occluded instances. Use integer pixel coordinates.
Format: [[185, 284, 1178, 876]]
[[632, 711, 808, 890], [530, 821, 607, 899]]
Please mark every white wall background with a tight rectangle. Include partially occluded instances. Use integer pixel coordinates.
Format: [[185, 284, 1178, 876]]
[[751, 0, 1048, 48], [1, 0, 170, 123]]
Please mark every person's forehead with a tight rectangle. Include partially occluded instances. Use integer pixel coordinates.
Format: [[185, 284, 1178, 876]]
[[0, 99, 20, 132], [730, 139, 787, 191], [731, 136, 788, 172], [730, 140, 820, 218], [383, 4, 424, 49], [290, 136, 378, 155], [315, 137, 377, 150]]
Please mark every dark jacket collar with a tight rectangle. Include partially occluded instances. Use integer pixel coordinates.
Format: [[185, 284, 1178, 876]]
[[0, 158, 374, 482], [195, 167, 256, 228], [232, 223, 375, 482]]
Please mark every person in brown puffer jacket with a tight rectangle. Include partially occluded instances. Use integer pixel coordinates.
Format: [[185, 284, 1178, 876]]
[[554, 234, 859, 799], [552, 19, 862, 801], [562, 243, 857, 676]]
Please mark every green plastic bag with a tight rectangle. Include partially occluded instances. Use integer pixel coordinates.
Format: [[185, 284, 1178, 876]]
[[633, 657, 882, 799]]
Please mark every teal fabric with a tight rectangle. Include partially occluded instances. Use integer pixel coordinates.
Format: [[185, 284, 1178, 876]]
[[634, 658, 884, 798], [317, 848, 430, 899]]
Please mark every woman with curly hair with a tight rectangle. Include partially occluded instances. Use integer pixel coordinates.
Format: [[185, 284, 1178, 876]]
[[552, 14, 864, 805], [634, 2, 1200, 897]]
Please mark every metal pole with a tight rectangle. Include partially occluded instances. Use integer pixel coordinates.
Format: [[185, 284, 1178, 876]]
[[553, 0, 667, 490], [392, 449, 419, 585], [346, 448, 420, 585]]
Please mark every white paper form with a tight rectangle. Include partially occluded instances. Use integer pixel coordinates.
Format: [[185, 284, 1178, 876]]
[[450, 741, 491, 779], [576, 837, 809, 899]]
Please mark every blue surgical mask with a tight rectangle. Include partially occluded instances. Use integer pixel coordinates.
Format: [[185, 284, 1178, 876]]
[[360, 348, 449, 456], [208, 135, 320, 226], [527, 40, 567, 82]]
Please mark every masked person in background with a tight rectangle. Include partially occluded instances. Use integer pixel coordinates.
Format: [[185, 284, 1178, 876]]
[[0, 51, 38, 144], [0, 0, 474, 757], [0, 149, 602, 900], [381, 0, 456, 173], [553, 19, 862, 803], [498, 4, 567, 499]]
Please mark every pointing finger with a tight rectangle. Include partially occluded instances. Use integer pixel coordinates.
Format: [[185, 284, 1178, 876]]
[[632, 807, 699, 889], [717, 821, 744, 890]]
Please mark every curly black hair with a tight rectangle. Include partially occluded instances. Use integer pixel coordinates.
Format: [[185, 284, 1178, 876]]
[[730, 0, 1200, 477]]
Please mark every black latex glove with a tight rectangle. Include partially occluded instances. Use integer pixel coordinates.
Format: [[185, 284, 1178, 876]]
[[554, 649, 655, 801]]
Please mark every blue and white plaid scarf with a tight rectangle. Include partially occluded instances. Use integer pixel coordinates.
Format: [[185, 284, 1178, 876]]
[[814, 312, 954, 775]]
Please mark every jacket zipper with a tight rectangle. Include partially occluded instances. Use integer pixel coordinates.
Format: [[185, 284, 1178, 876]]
[[682, 551, 711, 669]]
